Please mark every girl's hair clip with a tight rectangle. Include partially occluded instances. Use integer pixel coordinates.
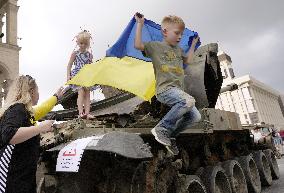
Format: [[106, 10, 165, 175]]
[[80, 27, 89, 33], [72, 27, 94, 53]]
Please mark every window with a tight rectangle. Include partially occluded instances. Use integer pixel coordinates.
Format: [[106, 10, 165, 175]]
[[223, 69, 228, 79], [262, 128, 270, 135], [229, 68, 235, 78]]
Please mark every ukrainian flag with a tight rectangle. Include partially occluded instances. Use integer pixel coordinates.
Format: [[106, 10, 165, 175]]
[[67, 17, 200, 101]]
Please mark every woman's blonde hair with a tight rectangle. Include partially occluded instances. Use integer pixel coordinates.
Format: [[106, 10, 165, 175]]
[[76, 30, 91, 48], [0, 75, 37, 118]]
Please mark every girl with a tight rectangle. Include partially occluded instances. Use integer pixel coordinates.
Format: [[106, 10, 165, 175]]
[[0, 75, 63, 193], [67, 30, 95, 119]]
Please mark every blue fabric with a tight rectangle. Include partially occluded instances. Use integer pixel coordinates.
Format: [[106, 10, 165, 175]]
[[106, 17, 201, 62]]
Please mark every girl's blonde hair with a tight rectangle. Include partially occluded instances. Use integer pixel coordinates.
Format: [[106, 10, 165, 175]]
[[76, 30, 91, 48], [0, 75, 37, 118]]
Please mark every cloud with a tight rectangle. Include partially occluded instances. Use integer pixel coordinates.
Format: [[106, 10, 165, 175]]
[[247, 30, 278, 60]]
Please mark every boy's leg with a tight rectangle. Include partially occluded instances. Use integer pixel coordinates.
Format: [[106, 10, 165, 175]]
[[171, 106, 201, 137], [152, 87, 195, 146], [164, 106, 200, 155]]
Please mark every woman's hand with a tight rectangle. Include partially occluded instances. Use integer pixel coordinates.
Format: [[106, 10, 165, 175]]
[[39, 120, 55, 133]]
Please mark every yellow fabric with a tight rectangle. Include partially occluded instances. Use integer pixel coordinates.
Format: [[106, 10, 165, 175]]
[[33, 96, 57, 121], [67, 56, 156, 101]]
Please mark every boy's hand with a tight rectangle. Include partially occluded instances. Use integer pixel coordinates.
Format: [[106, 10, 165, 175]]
[[185, 36, 200, 65], [134, 12, 145, 51], [192, 36, 200, 46], [135, 12, 145, 24]]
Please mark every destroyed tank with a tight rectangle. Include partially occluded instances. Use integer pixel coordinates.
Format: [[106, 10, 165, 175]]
[[38, 43, 280, 193]]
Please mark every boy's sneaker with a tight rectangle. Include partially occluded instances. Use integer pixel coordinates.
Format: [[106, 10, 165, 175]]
[[166, 138, 179, 156], [151, 127, 171, 146]]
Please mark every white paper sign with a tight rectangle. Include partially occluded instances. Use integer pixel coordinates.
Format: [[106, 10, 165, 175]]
[[56, 135, 104, 172]]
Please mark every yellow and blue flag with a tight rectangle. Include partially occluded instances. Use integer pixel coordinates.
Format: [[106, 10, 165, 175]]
[[67, 17, 200, 101]]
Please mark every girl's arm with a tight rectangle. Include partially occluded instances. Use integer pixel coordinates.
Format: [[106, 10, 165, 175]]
[[67, 51, 76, 81]]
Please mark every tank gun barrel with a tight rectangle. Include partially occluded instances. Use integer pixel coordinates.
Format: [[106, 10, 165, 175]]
[[219, 83, 238, 94]]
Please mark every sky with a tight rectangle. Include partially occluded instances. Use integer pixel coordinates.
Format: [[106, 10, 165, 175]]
[[17, 0, 284, 103]]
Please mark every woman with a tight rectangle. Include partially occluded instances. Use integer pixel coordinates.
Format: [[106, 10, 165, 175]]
[[0, 75, 63, 193]]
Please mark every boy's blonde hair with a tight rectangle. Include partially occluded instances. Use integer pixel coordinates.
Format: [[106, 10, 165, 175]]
[[161, 15, 185, 30], [0, 75, 36, 118], [76, 31, 91, 47]]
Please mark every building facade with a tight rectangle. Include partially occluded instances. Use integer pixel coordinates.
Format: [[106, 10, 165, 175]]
[[215, 51, 284, 129], [0, 0, 20, 106]]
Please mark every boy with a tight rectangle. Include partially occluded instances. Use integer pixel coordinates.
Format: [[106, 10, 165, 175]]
[[134, 14, 201, 153]]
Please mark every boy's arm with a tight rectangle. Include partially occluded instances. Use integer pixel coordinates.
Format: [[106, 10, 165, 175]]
[[183, 36, 199, 65], [134, 14, 145, 51], [67, 52, 76, 81]]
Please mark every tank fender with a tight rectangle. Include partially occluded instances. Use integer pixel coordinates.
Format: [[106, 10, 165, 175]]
[[47, 131, 153, 159]]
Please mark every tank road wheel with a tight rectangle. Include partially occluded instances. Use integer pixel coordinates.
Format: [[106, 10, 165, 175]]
[[263, 149, 280, 180], [252, 151, 272, 186], [237, 155, 261, 193], [178, 174, 207, 193], [199, 165, 232, 193], [221, 160, 248, 193]]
